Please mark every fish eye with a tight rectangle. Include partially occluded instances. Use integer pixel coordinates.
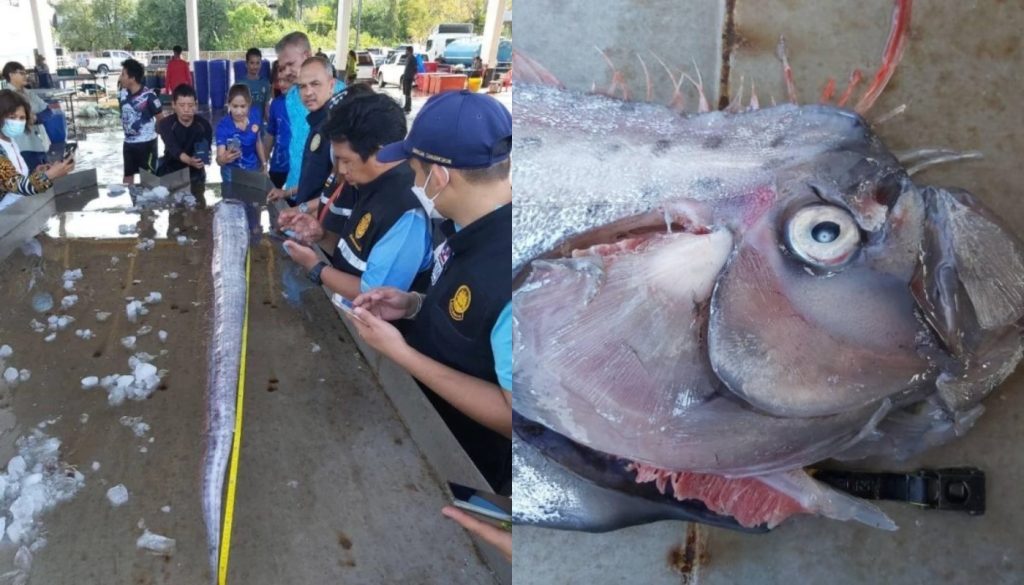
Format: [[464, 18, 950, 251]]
[[785, 205, 861, 268]]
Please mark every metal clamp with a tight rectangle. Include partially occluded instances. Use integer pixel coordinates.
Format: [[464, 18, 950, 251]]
[[811, 467, 985, 515]]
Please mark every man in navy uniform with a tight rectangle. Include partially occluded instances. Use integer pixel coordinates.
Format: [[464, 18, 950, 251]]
[[279, 90, 433, 299], [348, 91, 512, 491]]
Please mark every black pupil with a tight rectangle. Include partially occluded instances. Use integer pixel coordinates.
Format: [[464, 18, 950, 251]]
[[811, 221, 841, 243]]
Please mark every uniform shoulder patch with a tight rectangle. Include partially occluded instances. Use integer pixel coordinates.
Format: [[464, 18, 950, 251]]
[[355, 213, 372, 239]]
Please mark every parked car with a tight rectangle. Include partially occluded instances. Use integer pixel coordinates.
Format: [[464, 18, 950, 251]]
[[365, 47, 387, 68], [145, 51, 175, 73], [328, 51, 376, 82], [83, 50, 134, 75], [376, 51, 426, 88]]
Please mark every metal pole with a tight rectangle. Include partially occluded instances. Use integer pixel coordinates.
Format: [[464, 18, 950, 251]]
[[355, 0, 363, 50], [185, 0, 200, 61], [335, 0, 354, 59]]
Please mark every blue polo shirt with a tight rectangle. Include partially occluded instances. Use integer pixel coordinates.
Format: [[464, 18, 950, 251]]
[[285, 79, 345, 189]]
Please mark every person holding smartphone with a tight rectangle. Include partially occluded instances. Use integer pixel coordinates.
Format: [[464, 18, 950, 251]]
[[157, 84, 212, 203], [215, 84, 266, 180], [349, 91, 512, 492], [0, 89, 73, 211]]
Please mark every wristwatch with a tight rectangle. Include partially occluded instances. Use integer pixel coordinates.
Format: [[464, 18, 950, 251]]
[[307, 261, 328, 285], [298, 201, 310, 214]]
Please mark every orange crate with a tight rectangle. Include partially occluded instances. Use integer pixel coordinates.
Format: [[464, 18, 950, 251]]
[[437, 74, 467, 93]]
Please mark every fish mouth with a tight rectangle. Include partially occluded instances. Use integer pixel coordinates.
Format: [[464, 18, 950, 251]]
[[515, 204, 712, 284]]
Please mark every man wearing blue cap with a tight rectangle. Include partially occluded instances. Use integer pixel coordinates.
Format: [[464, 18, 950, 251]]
[[349, 90, 512, 491]]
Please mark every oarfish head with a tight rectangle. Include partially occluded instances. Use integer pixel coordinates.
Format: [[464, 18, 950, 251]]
[[512, 102, 1024, 482]]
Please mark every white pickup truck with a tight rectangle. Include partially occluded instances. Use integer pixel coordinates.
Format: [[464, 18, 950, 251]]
[[80, 50, 135, 75]]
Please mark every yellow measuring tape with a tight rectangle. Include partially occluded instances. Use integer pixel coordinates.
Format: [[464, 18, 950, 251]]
[[218, 251, 251, 584]]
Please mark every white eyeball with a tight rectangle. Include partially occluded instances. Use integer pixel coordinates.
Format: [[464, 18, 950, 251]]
[[785, 205, 861, 268]]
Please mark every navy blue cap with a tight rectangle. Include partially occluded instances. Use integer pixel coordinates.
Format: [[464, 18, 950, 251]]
[[377, 90, 512, 169]]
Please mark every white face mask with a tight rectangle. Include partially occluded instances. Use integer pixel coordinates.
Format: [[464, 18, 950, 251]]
[[411, 165, 447, 220]]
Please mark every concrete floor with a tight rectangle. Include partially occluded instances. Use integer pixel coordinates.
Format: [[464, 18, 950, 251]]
[[0, 189, 497, 582], [516, 0, 1024, 583]]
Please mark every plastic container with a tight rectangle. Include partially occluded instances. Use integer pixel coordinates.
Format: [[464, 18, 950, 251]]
[[209, 60, 228, 109], [232, 60, 246, 85], [194, 60, 210, 106], [467, 77, 482, 92]]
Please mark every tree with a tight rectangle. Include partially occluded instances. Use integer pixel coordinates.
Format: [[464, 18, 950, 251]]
[[132, 0, 230, 50], [56, 0, 138, 51]]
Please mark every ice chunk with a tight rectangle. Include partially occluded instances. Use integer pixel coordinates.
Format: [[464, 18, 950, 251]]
[[43, 333, 56, 343], [18, 369, 30, 382], [80, 413, 89, 424], [7, 455, 26, 477], [29, 319, 45, 333], [136, 529, 175, 553], [111, 256, 120, 266], [125, 300, 148, 322], [136, 239, 155, 251], [61, 295, 79, 309], [117, 223, 136, 234], [91, 461, 100, 471], [106, 484, 129, 507], [144, 292, 162, 304], [176, 235, 188, 245], [0, 344, 12, 358], [158, 330, 168, 343], [63, 280, 75, 292], [108, 184, 127, 195], [95, 311, 111, 322], [31, 292, 53, 313], [56, 316, 73, 330], [4, 367, 18, 383], [121, 336, 137, 350], [118, 416, 150, 437], [161, 505, 171, 513], [81, 376, 98, 389], [137, 325, 152, 336], [311, 343, 321, 353], [63, 269, 84, 282], [139, 446, 148, 453], [166, 272, 179, 280], [75, 329, 94, 340]]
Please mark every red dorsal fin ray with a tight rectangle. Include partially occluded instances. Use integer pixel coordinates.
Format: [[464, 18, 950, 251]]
[[513, 51, 564, 89]]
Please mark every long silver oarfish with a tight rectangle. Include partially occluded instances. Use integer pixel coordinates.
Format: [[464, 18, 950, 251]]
[[202, 200, 249, 582]]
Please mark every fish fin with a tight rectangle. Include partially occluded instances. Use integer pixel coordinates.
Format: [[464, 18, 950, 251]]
[[775, 35, 800, 104], [897, 148, 983, 175], [855, 0, 913, 113], [595, 46, 631, 100], [871, 103, 907, 125], [651, 52, 687, 112], [635, 53, 653, 102], [835, 68, 864, 108], [512, 50, 564, 88], [819, 77, 836, 104]]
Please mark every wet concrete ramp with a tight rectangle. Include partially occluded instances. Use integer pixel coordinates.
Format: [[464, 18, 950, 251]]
[[0, 203, 495, 583]]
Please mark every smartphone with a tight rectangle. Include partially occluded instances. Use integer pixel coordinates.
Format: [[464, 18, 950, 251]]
[[331, 293, 356, 312], [265, 229, 298, 243], [331, 293, 366, 324], [226, 137, 241, 152], [448, 482, 512, 526], [194, 140, 210, 164], [63, 143, 78, 160]]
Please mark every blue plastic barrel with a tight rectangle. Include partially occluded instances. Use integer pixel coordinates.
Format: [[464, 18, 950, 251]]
[[194, 60, 209, 106], [232, 60, 246, 85], [209, 60, 228, 109], [42, 109, 66, 144]]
